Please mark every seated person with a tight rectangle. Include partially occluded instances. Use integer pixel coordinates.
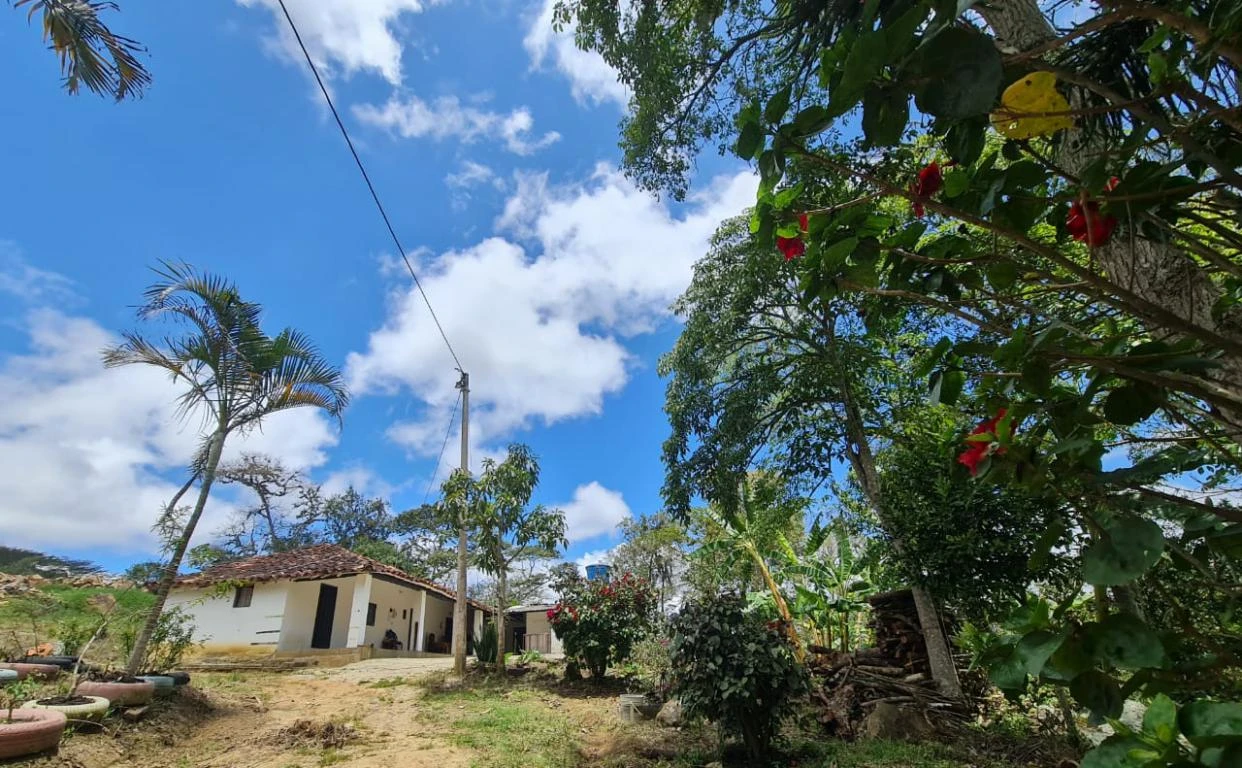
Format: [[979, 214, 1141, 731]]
[[381, 629, 402, 650]]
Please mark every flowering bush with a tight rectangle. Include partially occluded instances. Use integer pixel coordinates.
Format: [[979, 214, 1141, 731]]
[[546, 573, 655, 679]]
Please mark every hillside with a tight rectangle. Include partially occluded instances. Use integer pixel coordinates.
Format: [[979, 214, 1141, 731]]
[[0, 544, 101, 577]]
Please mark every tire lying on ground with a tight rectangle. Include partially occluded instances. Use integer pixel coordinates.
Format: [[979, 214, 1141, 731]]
[[22, 696, 110, 724], [0, 663, 62, 681], [0, 669, 18, 682], [138, 675, 175, 697], [19, 656, 78, 670], [166, 671, 191, 686], [0, 709, 68, 760], [76, 679, 155, 707]]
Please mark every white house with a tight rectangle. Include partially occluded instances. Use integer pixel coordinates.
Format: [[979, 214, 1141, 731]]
[[165, 544, 490, 661], [506, 604, 564, 656]]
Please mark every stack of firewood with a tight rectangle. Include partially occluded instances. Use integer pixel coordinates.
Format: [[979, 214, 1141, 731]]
[[806, 589, 964, 738]]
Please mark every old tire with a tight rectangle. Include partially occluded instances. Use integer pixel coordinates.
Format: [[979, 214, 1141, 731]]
[[0, 709, 67, 759], [0, 662, 62, 681], [77, 680, 155, 707], [166, 671, 191, 686], [23, 696, 110, 724], [138, 675, 175, 697], [0, 669, 18, 682], [20, 656, 78, 670]]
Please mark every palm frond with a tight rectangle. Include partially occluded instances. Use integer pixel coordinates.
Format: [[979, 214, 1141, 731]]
[[15, 0, 151, 100]]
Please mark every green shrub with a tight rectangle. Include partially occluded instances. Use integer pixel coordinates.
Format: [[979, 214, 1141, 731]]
[[119, 604, 197, 672], [474, 622, 498, 665], [546, 573, 655, 679], [670, 594, 807, 765]]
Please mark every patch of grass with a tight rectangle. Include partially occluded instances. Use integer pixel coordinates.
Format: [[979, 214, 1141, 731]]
[[318, 749, 347, 766], [368, 677, 410, 689], [428, 686, 579, 768]]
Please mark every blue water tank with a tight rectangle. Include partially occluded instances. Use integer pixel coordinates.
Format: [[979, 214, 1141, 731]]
[[585, 564, 611, 582]]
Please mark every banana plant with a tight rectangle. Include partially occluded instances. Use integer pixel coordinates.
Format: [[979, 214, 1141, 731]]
[[693, 474, 806, 658], [783, 516, 875, 652]]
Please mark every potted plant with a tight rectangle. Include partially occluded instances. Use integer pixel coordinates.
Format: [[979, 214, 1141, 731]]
[[1, 632, 61, 681], [0, 678, 67, 760], [127, 605, 197, 696], [71, 598, 154, 708]]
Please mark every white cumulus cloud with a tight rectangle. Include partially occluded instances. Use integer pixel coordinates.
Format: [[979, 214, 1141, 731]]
[[524, 0, 628, 107], [0, 304, 341, 557], [353, 96, 561, 155], [236, 0, 444, 85], [345, 164, 756, 457], [559, 481, 631, 543]]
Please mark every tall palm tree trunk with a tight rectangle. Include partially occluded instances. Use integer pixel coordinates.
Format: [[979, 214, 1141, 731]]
[[126, 430, 225, 674]]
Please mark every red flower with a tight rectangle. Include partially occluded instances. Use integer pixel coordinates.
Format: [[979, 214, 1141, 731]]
[[1067, 200, 1117, 247], [958, 407, 1009, 477], [775, 213, 810, 261], [910, 162, 943, 218]]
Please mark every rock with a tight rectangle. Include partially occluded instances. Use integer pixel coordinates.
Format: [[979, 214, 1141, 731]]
[[1082, 699, 1148, 746], [861, 702, 935, 742], [656, 699, 683, 727]]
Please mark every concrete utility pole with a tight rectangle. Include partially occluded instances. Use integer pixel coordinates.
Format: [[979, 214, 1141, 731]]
[[452, 371, 470, 676]]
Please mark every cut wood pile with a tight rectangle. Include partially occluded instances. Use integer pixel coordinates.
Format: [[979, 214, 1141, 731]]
[[808, 589, 966, 739]]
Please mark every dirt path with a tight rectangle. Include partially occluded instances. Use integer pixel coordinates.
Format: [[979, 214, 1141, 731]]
[[29, 668, 472, 768]]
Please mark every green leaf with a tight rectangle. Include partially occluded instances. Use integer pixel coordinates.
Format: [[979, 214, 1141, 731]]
[[1102, 384, 1162, 426], [862, 86, 909, 147], [1084, 614, 1165, 670], [987, 645, 1027, 690], [1016, 629, 1066, 676], [941, 168, 969, 199], [735, 121, 763, 161], [1070, 670, 1124, 719], [1082, 516, 1165, 586], [822, 236, 859, 270], [930, 368, 964, 406], [758, 150, 784, 189], [1080, 736, 1155, 768], [832, 29, 887, 117], [1028, 518, 1066, 572], [944, 117, 987, 165], [913, 27, 1003, 119], [791, 105, 832, 138], [986, 260, 1018, 290], [1143, 694, 1179, 745], [764, 86, 792, 125], [1180, 701, 1242, 748]]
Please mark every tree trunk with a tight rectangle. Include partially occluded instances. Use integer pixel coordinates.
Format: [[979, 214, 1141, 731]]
[[453, 517, 468, 676], [829, 330, 964, 698], [126, 430, 225, 675], [496, 564, 508, 671]]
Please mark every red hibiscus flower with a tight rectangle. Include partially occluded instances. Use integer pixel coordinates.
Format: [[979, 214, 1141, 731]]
[[1067, 200, 1117, 247], [910, 162, 944, 218], [776, 212, 810, 261], [958, 407, 1009, 477]]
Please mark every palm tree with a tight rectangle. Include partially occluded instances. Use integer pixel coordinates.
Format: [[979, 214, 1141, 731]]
[[104, 263, 348, 674], [14, 0, 151, 100]]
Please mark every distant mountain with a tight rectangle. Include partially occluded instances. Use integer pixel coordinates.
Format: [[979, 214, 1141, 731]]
[[0, 546, 101, 577]]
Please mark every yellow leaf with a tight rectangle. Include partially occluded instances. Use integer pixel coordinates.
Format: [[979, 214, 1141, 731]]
[[990, 71, 1074, 140]]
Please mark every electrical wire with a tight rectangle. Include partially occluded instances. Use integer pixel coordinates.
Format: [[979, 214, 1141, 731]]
[[275, 0, 464, 372], [421, 390, 462, 505]]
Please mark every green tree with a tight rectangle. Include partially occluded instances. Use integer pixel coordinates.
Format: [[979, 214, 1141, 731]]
[[609, 512, 688, 613], [103, 263, 348, 675], [547, 561, 585, 602], [873, 408, 1075, 623], [660, 215, 963, 694], [444, 445, 567, 669], [14, 0, 150, 100]]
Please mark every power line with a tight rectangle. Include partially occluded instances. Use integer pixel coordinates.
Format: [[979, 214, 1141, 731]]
[[421, 391, 462, 505], [275, 0, 464, 372]]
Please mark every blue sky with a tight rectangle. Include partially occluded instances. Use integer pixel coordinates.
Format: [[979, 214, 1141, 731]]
[[0, 0, 756, 575]]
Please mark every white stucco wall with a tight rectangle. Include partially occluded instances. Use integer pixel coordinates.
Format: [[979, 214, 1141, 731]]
[[277, 576, 361, 650], [165, 582, 287, 648], [524, 611, 563, 655], [421, 594, 454, 652], [363, 578, 424, 650]]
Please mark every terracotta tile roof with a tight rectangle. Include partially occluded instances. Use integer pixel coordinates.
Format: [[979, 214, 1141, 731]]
[[174, 544, 490, 612]]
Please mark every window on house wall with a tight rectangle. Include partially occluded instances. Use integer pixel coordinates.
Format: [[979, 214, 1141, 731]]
[[233, 585, 253, 608], [367, 602, 377, 626]]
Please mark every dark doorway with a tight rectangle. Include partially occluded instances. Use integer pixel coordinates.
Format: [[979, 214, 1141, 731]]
[[311, 584, 338, 649], [444, 616, 453, 654]]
